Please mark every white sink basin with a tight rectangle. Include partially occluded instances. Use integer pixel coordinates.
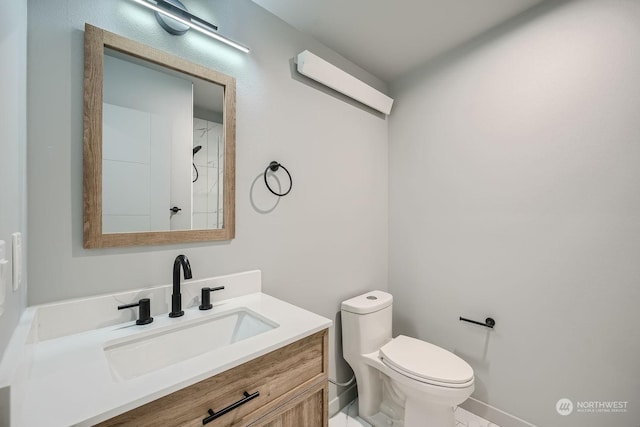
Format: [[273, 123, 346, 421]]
[[104, 308, 278, 381]]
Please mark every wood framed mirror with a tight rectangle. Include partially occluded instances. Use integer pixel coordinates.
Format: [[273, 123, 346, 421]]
[[83, 24, 235, 248]]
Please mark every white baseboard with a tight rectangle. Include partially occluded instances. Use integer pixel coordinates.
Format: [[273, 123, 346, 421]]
[[329, 383, 358, 417], [460, 397, 537, 427]]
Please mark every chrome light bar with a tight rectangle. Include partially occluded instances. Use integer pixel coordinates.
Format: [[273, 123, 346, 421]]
[[131, 0, 250, 53]]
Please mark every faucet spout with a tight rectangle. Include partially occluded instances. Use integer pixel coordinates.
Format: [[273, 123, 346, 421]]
[[170, 254, 192, 318]]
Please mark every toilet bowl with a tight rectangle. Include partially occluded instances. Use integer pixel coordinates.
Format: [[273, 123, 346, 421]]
[[341, 291, 474, 427]]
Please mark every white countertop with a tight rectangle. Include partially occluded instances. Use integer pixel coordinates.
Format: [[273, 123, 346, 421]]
[[0, 271, 332, 427]]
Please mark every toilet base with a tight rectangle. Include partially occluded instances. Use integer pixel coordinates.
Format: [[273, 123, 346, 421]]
[[364, 401, 456, 427], [366, 411, 404, 427], [356, 352, 472, 427], [362, 398, 457, 427], [405, 397, 455, 427]]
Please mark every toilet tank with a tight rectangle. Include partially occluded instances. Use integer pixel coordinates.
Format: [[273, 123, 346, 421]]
[[341, 291, 393, 359]]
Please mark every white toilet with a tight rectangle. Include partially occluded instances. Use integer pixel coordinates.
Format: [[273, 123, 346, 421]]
[[341, 291, 474, 427]]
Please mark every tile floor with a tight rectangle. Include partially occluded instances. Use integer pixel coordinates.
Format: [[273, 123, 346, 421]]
[[454, 407, 501, 427], [329, 400, 500, 427]]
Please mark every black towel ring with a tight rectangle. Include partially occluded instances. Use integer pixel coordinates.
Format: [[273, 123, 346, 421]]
[[264, 161, 292, 197]]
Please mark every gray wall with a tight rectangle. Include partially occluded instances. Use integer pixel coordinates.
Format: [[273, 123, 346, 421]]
[[389, 1, 640, 426], [27, 0, 388, 402], [0, 0, 28, 361]]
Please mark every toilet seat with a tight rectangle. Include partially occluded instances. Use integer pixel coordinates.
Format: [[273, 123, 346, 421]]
[[379, 335, 474, 388]]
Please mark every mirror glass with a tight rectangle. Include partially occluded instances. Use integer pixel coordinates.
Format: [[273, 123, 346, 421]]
[[83, 24, 236, 248], [102, 49, 225, 233]]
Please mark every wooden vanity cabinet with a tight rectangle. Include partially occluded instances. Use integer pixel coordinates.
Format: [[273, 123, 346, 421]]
[[98, 330, 328, 427]]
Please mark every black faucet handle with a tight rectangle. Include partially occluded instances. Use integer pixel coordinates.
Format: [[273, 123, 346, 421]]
[[118, 298, 154, 325], [199, 286, 225, 310]]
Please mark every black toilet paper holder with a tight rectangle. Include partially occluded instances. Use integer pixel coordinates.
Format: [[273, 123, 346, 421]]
[[459, 316, 495, 329]]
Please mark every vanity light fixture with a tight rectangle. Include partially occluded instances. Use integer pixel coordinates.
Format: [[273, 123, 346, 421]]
[[131, 0, 250, 53]]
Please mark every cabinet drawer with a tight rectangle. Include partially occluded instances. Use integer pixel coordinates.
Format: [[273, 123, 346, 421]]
[[250, 381, 327, 427], [99, 330, 327, 427]]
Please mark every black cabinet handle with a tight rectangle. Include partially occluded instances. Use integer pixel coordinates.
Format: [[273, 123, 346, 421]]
[[170, 206, 182, 213], [202, 391, 259, 425]]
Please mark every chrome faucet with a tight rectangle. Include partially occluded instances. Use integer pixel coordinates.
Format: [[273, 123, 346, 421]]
[[169, 254, 192, 318]]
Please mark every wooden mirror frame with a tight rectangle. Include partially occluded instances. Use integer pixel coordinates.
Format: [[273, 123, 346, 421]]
[[83, 24, 236, 248]]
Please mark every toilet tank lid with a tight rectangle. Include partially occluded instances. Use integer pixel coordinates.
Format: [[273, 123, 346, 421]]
[[341, 291, 393, 314]]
